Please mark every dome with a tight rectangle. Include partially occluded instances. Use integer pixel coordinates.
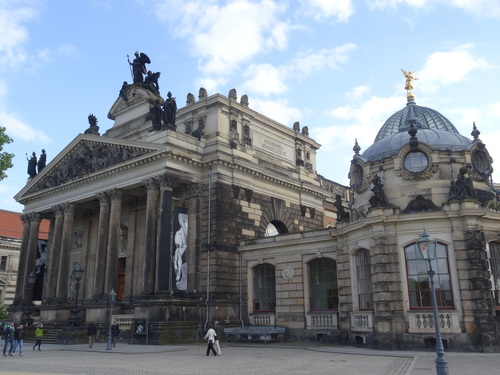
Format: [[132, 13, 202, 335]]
[[362, 97, 472, 161], [374, 97, 459, 142], [362, 128, 472, 162]]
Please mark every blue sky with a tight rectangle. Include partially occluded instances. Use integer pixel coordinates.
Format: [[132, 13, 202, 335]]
[[1, 0, 499, 212]]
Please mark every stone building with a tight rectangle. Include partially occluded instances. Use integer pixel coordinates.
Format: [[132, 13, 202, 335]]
[[240, 87, 500, 352], [0, 209, 49, 308], [11, 78, 343, 340]]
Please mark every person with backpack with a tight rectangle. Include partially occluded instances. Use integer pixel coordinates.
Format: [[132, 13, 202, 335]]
[[33, 323, 43, 351], [3, 322, 15, 356], [12, 323, 25, 356]]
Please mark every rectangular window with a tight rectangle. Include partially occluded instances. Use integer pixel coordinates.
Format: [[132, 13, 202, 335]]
[[309, 258, 338, 311], [405, 242, 454, 309], [0, 256, 7, 271], [488, 242, 500, 309], [356, 250, 373, 310], [253, 264, 276, 312]]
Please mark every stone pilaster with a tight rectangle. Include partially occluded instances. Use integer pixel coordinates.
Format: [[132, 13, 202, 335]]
[[104, 189, 123, 295], [94, 192, 110, 299], [157, 174, 178, 292], [45, 205, 64, 301], [187, 183, 203, 292], [23, 213, 41, 302], [55, 203, 75, 301], [13, 214, 32, 304], [143, 178, 160, 295]]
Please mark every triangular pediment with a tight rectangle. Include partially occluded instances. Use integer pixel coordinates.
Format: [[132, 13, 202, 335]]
[[16, 134, 165, 200]]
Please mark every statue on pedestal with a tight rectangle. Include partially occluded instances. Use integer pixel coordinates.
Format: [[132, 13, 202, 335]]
[[128, 51, 151, 84], [163, 91, 177, 130]]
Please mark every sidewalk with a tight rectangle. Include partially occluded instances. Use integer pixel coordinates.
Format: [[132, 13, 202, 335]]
[[0, 342, 498, 375]]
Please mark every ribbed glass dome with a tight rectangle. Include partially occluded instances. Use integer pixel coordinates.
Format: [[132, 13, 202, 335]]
[[374, 97, 459, 142]]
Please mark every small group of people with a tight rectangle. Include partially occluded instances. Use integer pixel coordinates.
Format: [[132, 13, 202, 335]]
[[2, 322, 43, 357], [86, 320, 120, 348], [204, 321, 223, 357]]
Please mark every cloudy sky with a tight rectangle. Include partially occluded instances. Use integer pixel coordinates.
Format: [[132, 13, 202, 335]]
[[1, 0, 499, 212]]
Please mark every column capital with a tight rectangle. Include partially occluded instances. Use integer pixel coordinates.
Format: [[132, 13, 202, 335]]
[[159, 173, 178, 190], [52, 204, 65, 216], [28, 212, 41, 224], [188, 183, 204, 198], [96, 191, 110, 205], [143, 177, 160, 193], [109, 188, 123, 202], [63, 203, 75, 215]]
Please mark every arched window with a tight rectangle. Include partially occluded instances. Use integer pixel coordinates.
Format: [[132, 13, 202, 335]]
[[253, 264, 276, 312], [309, 258, 338, 311], [405, 242, 453, 309], [265, 220, 288, 237], [355, 249, 373, 310], [488, 241, 500, 309]]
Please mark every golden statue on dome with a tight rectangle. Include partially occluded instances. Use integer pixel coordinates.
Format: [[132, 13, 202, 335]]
[[401, 69, 418, 99]]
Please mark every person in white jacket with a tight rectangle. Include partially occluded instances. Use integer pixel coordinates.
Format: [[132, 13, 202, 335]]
[[204, 324, 217, 356]]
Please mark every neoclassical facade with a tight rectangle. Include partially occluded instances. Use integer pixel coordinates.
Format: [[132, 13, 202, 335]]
[[240, 90, 500, 352], [11, 80, 343, 340]]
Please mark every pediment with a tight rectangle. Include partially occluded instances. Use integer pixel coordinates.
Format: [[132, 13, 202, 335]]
[[17, 134, 164, 198], [108, 84, 164, 121]]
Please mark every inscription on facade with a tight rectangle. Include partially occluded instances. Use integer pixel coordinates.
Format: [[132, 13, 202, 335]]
[[254, 132, 293, 162]]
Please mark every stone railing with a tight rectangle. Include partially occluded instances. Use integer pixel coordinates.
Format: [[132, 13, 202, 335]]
[[305, 312, 338, 329], [350, 312, 374, 332], [113, 314, 134, 330], [408, 311, 461, 334], [249, 313, 275, 327]]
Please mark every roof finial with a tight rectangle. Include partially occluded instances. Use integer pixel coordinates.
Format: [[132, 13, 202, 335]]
[[401, 69, 418, 100], [471, 121, 480, 140]]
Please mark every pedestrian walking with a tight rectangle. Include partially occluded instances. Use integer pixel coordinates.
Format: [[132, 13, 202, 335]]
[[111, 321, 120, 347], [3, 322, 15, 356], [12, 323, 25, 356], [214, 321, 222, 356], [87, 321, 97, 348], [33, 323, 43, 351], [204, 323, 217, 356]]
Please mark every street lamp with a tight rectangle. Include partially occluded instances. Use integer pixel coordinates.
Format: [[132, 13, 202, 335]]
[[106, 288, 117, 350], [416, 230, 449, 375], [68, 264, 84, 326]]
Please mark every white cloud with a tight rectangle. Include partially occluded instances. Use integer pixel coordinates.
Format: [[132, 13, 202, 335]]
[[241, 63, 288, 96], [0, 112, 50, 143], [418, 43, 490, 93], [155, 0, 289, 75], [346, 85, 370, 101], [299, 0, 355, 22], [0, 2, 38, 69], [369, 0, 500, 18], [321, 95, 403, 150], [250, 98, 302, 127], [0, 183, 23, 211], [291, 44, 357, 77]]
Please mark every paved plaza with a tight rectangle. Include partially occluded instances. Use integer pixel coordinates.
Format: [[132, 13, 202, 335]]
[[0, 343, 498, 375]]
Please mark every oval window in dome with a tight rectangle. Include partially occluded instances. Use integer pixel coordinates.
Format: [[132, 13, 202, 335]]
[[404, 151, 429, 172]]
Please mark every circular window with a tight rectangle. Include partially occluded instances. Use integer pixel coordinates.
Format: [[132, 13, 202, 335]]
[[404, 151, 428, 172]]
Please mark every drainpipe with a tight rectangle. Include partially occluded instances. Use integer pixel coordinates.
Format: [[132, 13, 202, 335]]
[[239, 252, 244, 328], [204, 165, 212, 330]]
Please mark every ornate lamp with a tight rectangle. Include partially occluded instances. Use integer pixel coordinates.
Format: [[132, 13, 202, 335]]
[[416, 230, 449, 375]]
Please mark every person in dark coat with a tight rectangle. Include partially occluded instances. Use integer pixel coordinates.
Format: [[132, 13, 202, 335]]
[[111, 321, 120, 347], [12, 323, 25, 356], [87, 321, 97, 348]]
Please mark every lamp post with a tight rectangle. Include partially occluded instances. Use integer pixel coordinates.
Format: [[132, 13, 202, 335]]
[[416, 230, 449, 375], [106, 288, 117, 350], [68, 264, 84, 326], [22, 272, 37, 325]]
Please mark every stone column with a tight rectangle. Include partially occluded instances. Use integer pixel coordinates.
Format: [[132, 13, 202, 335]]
[[187, 183, 203, 292], [23, 213, 41, 302], [45, 205, 64, 301], [41, 216, 55, 302], [94, 192, 110, 299], [104, 189, 123, 295], [55, 203, 75, 301], [13, 214, 32, 304], [157, 174, 178, 291], [143, 178, 160, 295]]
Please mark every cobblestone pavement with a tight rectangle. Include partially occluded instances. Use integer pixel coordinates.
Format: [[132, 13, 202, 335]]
[[0, 343, 498, 375]]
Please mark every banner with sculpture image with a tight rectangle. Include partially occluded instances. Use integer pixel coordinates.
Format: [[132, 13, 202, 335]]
[[172, 207, 188, 291]]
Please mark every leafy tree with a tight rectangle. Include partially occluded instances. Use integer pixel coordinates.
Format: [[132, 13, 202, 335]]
[[0, 301, 8, 320], [0, 126, 14, 181]]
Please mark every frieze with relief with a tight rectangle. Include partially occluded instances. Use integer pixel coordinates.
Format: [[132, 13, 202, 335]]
[[27, 141, 147, 194]]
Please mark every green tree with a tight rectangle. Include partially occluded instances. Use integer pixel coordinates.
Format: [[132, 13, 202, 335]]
[[0, 300, 8, 320], [0, 126, 14, 181]]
